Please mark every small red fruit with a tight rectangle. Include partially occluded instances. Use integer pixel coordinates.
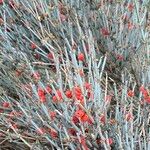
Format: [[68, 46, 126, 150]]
[[47, 52, 54, 60], [65, 90, 72, 98], [128, 22, 134, 30], [116, 54, 124, 61], [0, 0, 3, 5], [38, 87, 45, 97], [2, 102, 10, 108], [128, 3, 134, 12], [81, 114, 89, 122], [72, 115, 79, 124], [40, 95, 46, 103], [78, 53, 84, 61], [84, 82, 91, 90], [144, 96, 150, 104], [68, 128, 76, 136], [52, 96, 57, 103], [139, 85, 145, 92], [139, 86, 148, 98], [106, 138, 113, 145], [127, 90, 134, 97], [49, 111, 56, 120], [125, 113, 133, 121], [0, 109, 3, 113], [30, 42, 37, 50], [52, 90, 63, 103], [101, 28, 110, 36], [74, 109, 90, 123], [48, 129, 58, 139], [75, 109, 85, 118]]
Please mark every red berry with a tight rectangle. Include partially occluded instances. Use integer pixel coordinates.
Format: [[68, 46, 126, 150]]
[[47, 52, 54, 60], [127, 90, 134, 97], [48, 129, 58, 139], [128, 3, 134, 12], [125, 113, 133, 121], [74, 109, 90, 123], [38, 87, 45, 97], [72, 115, 79, 124], [84, 82, 91, 90], [139, 86, 148, 98], [74, 86, 82, 96], [0, 109, 3, 113], [52, 95, 57, 103], [77, 95, 84, 103], [81, 114, 89, 122], [0, 0, 3, 5], [87, 117, 93, 124], [52, 90, 63, 103], [40, 95, 46, 103], [139, 86, 145, 92], [30, 42, 37, 49], [37, 87, 46, 103], [106, 138, 113, 145], [144, 96, 150, 104], [75, 109, 85, 118], [2, 102, 10, 108], [78, 53, 84, 61], [65, 90, 72, 98], [49, 111, 56, 120], [68, 128, 76, 136], [116, 54, 124, 61], [101, 28, 110, 36], [128, 22, 134, 30]]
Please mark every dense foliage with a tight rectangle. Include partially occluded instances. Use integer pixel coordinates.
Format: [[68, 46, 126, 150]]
[[0, 0, 150, 149]]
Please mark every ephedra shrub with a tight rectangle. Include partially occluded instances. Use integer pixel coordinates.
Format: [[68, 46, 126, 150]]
[[0, 0, 150, 149]]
